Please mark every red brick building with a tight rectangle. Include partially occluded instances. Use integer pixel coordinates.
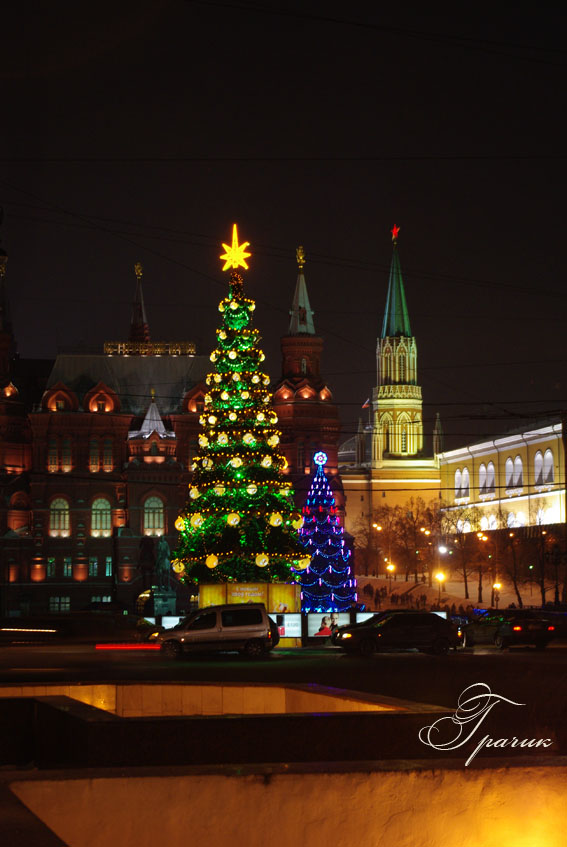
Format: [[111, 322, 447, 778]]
[[0, 250, 342, 616]]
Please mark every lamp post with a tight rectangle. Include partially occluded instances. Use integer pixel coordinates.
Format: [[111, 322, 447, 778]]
[[435, 571, 446, 604], [386, 562, 395, 591], [493, 582, 502, 610]]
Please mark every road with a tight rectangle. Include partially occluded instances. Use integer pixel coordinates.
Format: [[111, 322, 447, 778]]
[[1, 642, 566, 716]]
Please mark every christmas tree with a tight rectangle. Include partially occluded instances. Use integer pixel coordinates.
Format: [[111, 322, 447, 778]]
[[298, 451, 357, 612], [173, 225, 310, 584]]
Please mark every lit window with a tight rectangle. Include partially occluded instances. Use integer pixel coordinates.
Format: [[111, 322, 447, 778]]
[[47, 557, 56, 578], [61, 438, 72, 473], [91, 498, 112, 537], [300, 357, 307, 375], [454, 469, 462, 498], [50, 498, 70, 537], [544, 450, 554, 484], [89, 440, 99, 473], [97, 399, 106, 413], [479, 464, 487, 493], [461, 467, 470, 497], [488, 514, 498, 530], [105, 556, 113, 577], [49, 596, 70, 612], [63, 557, 72, 577], [89, 557, 98, 577], [513, 456, 523, 488], [56, 399, 65, 411], [103, 439, 113, 472], [486, 462, 495, 493], [48, 440, 58, 473], [505, 458, 514, 489], [143, 496, 164, 536]]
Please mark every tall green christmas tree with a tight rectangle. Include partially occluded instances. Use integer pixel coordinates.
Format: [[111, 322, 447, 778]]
[[173, 225, 310, 584]]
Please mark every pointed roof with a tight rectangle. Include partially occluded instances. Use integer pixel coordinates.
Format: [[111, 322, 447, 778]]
[[128, 396, 175, 439], [289, 245, 315, 335], [381, 229, 412, 339], [129, 262, 151, 343]]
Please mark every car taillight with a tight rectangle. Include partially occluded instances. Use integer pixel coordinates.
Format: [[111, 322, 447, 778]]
[[513, 625, 522, 631], [547, 625, 555, 632], [268, 630, 272, 639]]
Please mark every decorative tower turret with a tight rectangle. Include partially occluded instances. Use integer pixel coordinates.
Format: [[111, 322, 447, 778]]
[[130, 262, 151, 343], [272, 247, 341, 503], [373, 226, 423, 464]]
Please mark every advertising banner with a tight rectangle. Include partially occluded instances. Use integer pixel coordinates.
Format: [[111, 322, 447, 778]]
[[268, 613, 302, 638], [226, 583, 268, 606], [307, 612, 350, 637]]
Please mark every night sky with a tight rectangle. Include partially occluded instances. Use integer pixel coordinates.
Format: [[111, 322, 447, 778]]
[[2, 1, 566, 451]]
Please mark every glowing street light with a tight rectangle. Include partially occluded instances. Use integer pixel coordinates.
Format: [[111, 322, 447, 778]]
[[435, 571, 446, 603], [386, 562, 395, 591], [493, 582, 502, 609]]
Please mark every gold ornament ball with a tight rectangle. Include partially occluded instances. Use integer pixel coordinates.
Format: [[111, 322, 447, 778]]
[[172, 559, 185, 574], [226, 512, 241, 526], [232, 373, 240, 382], [269, 512, 283, 527], [219, 330, 227, 340], [221, 391, 229, 401], [247, 483, 257, 495], [291, 516, 304, 530], [230, 300, 239, 310], [229, 412, 237, 421], [267, 434, 279, 447], [261, 456, 272, 468], [198, 435, 209, 448], [255, 553, 269, 568], [175, 516, 185, 532], [214, 374, 222, 383], [228, 351, 237, 360], [231, 457, 243, 468], [190, 513, 204, 529], [252, 375, 260, 384], [297, 556, 311, 570], [243, 432, 254, 445], [189, 487, 200, 499], [256, 412, 265, 422], [206, 554, 219, 569], [208, 415, 217, 425], [217, 433, 229, 445], [241, 390, 250, 399], [214, 485, 225, 496], [210, 352, 217, 362]]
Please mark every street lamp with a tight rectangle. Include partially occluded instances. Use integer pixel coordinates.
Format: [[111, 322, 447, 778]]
[[435, 571, 446, 604], [386, 562, 395, 591], [493, 582, 502, 610]]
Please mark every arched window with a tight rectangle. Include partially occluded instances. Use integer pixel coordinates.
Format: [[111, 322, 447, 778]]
[[50, 498, 70, 537], [300, 358, 307, 375], [505, 458, 514, 488], [91, 498, 112, 538], [534, 451, 543, 486], [479, 464, 487, 493], [89, 440, 99, 473], [383, 351, 391, 382], [454, 469, 462, 498], [480, 516, 488, 531], [544, 449, 554, 483], [513, 456, 523, 487], [516, 511, 526, 527], [488, 514, 498, 530], [486, 462, 495, 493], [461, 467, 470, 497], [507, 512, 516, 528], [103, 439, 113, 472], [143, 496, 164, 536]]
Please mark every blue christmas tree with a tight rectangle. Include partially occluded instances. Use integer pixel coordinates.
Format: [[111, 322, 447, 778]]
[[298, 451, 357, 612]]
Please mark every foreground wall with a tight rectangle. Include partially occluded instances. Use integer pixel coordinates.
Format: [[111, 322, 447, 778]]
[[10, 762, 566, 847]]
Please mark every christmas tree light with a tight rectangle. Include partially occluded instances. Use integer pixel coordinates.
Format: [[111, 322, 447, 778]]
[[173, 225, 309, 584], [298, 451, 357, 612]]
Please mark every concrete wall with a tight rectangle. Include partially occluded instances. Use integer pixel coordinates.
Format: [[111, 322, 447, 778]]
[[10, 764, 566, 847]]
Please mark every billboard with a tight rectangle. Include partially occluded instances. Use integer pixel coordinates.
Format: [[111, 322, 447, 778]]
[[307, 612, 350, 637], [268, 613, 302, 638], [199, 582, 300, 613]]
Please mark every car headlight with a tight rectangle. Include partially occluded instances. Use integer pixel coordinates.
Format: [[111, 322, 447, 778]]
[[341, 632, 352, 639], [148, 631, 161, 640]]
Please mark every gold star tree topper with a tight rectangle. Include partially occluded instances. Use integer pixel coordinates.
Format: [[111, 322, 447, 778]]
[[220, 223, 252, 271]]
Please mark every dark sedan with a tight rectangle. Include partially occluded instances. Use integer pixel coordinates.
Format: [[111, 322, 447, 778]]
[[462, 611, 556, 650], [334, 611, 461, 656]]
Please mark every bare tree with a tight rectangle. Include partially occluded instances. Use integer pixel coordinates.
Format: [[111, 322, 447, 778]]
[[440, 503, 482, 600]]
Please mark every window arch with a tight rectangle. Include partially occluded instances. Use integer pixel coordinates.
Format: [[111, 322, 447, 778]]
[[480, 516, 488, 531], [507, 512, 516, 528], [91, 498, 112, 537], [461, 467, 470, 497], [300, 357, 307, 375], [143, 496, 164, 536], [488, 514, 498, 530], [505, 458, 514, 488], [454, 469, 462, 498], [50, 498, 70, 537], [534, 451, 543, 486], [513, 456, 523, 487], [544, 449, 554, 483], [479, 464, 487, 493]]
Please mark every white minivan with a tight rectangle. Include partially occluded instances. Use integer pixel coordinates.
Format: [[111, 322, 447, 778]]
[[156, 603, 278, 658]]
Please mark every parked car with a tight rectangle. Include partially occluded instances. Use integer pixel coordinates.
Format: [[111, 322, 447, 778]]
[[154, 603, 277, 658], [334, 611, 461, 656], [462, 610, 556, 650]]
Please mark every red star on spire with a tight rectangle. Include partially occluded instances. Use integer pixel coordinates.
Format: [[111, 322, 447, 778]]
[[391, 224, 400, 243]]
